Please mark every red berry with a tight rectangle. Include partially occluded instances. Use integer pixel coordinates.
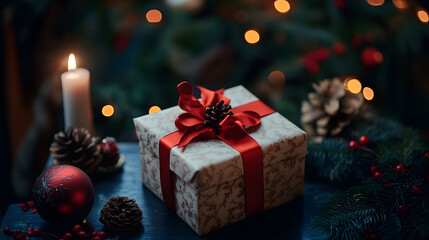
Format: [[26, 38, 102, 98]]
[[93, 236, 101, 240], [26, 201, 34, 208], [31, 208, 37, 213], [78, 231, 88, 238], [25, 228, 33, 236], [98, 231, 106, 238], [398, 205, 407, 213], [73, 224, 82, 233], [3, 227, 11, 235], [370, 165, 378, 174], [349, 140, 359, 149], [411, 186, 422, 195], [373, 171, 382, 179], [64, 232, 72, 240], [359, 135, 370, 146], [395, 164, 405, 173], [369, 233, 378, 240]]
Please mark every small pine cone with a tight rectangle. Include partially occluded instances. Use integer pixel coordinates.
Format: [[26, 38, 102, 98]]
[[99, 196, 143, 231], [50, 127, 102, 174], [301, 78, 364, 142], [204, 100, 233, 130]]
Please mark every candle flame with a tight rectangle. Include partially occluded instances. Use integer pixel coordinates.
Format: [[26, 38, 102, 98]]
[[68, 53, 76, 70]]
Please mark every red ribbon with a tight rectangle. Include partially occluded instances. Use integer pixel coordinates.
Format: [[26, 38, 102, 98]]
[[159, 82, 275, 217]]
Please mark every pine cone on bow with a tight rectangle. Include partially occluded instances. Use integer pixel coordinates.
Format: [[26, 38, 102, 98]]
[[204, 100, 233, 131], [50, 127, 102, 174], [99, 196, 143, 231], [301, 78, 364, 142]]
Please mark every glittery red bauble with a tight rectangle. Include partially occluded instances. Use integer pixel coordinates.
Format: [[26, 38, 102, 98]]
[[32, 165, 94, 223]]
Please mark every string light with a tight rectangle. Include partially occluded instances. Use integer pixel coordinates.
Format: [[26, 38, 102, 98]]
[[102, 105, 115, 117], [417, 10, 429, 23], [274, 0, 290, 14], [392, 0, 407, 9], [149, 106, 161, 114], [268, 71, 285, 87], [345, 78, 362, 94], [244, 30, 260, 44], [146, 9, 162, 23], [363, 87, 374, 100], [366, 0, 384, 6]]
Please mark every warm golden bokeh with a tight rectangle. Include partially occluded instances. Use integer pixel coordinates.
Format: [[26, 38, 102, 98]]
[[345, 79, 362, 94], [149, 106, 162, 114], [102, 105, 115, 117], [146, 9, 162, 23], [244, 30, 260, 44], [417, 10, 429, 23], [274, 0, 291, 14], [367, 0, 384, 6], [392, 0, 407, 9], [363, 87, 374, 100]]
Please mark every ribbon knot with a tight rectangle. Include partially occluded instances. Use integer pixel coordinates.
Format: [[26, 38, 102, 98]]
[[175, 82, 262, 149]]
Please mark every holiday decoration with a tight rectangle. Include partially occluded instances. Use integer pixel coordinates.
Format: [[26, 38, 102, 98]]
[[301, 78, 364, 142], [134, 82, 306, 235], [361, 47, 383, 67], [99, 196, 143, 231], [50, 127, 102, 174], [97, 137, 126, 173], [32, 165, 94, 223]]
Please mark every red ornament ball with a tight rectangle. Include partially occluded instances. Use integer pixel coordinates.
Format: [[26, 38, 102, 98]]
[[359, 135, 370, 146], [395, 164, 405, 173], [32, 165, 94, 223], [370, 165, 378, 175], [411, 186, 422, 195], [368, 233, 378, 240], [361, 47, 383, 67], [398, 205, 407, 213], [349, 140, 359, 149], [373, 171, 383, 179]]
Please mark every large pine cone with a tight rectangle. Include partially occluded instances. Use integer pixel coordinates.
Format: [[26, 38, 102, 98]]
[[50, 127, 102, 174], [99, 196, 143, 231], [301, 78, 364, 142]]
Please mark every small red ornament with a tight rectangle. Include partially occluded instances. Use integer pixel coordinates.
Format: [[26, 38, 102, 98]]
[[373, 171, 382, 179], [398, 205, 407, 213], [395, 164, 405, 173], [368, 233, 378, 240], [32, 165, 94, 223], [370, 165, 378, 175], [361, 47, 383, 67], [359, 135, 370, 146], [311, 48, 331, 62], [411, 186, 422, 195], [32, 228, 40, 236], [3, 227, 10, 235], [100, 137, 120, 167], [349, 140, 359, 149], [333, 43, 345, 55]]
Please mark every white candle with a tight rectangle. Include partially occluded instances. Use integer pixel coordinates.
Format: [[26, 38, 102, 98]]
[[61, 53, 94, 133]]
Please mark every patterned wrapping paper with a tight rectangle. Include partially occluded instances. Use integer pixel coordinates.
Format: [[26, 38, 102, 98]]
[[134, 85, 307, 235]]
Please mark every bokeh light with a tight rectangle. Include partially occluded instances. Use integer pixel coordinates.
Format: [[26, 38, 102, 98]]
[[146, 9, 162, 23], [367, 0, 384, 6], [268, 70, 285, 87], [274, 0, 291, 14], [392, 0, 407, 9], [149, 106, 161, 114], [417, 10, 429, 23], [345, 79, 362, 94], [363, 87, 374, 100], [102, 105, 115, 117], [244, 30, 260, 44]]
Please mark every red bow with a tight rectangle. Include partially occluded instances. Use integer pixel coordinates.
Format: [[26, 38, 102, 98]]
[[175, 82, 262, 148]]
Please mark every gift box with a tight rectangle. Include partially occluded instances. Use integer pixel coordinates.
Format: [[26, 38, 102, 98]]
[[133, 82, 306, 235]]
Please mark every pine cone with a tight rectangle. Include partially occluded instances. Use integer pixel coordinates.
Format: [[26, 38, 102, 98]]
[[50, 127, 102, 174], [204, 100, 233, 131], [301, 78, 364, 142], [99, 196, 143, 231]]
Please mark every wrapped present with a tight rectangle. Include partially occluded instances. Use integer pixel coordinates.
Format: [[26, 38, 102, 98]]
[[133, 82, 306, 235]]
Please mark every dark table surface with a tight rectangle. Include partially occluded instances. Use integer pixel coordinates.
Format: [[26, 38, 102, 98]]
[[1, 143, 335, 239]]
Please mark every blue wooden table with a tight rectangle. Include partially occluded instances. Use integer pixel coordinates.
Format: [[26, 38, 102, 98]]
[[1, 143, 334, 239]]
